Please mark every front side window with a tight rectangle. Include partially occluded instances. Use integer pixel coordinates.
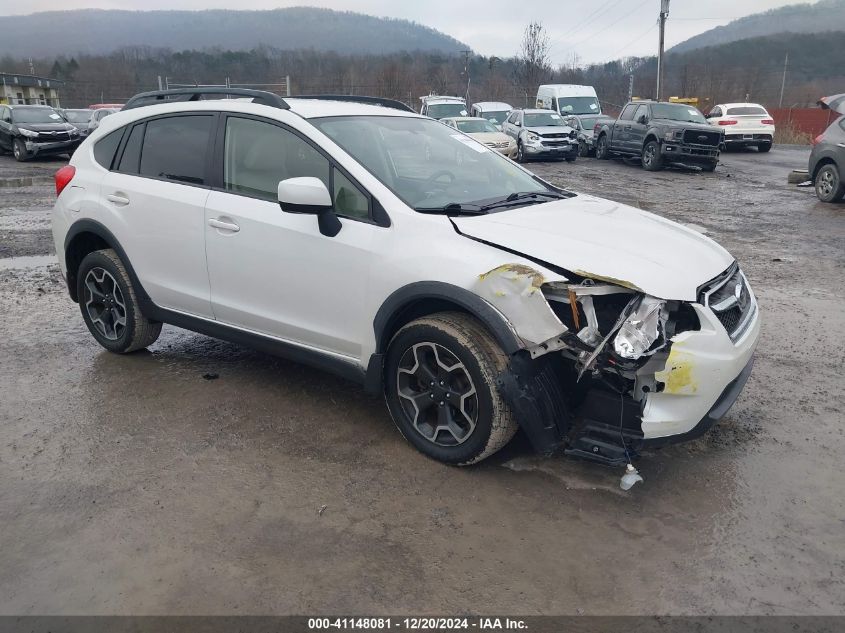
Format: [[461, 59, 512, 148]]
[[312, 115, 554, 211], [619, 105, 637, 121], [333, 170, 369, 220], [223, 116, 330, 201], [140, 115, 212, 185], [634, 105, 650, 122]]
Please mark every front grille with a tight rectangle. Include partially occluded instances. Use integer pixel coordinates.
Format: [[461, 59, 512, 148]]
[[35, 132, 71, 143], [700, 265, 756, 341], [683, 129, 721, 146], [542, 140, 573, 148], [541, 132, 568, 139]]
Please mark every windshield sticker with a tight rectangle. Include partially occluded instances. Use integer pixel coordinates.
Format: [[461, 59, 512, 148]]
[[688, 109, 698, 116], [460, 110, 468, 116], [589, 103, 598, 110], [550, 114, 560, 119], [49, 113, 61, 119], [450, 134, 489, 153]]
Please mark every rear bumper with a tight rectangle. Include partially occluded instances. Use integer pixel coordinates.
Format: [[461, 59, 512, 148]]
[[724, 133, 772, 144]]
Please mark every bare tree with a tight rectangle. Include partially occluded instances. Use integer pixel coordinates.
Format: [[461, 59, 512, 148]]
[[514, 21, 551, 104]]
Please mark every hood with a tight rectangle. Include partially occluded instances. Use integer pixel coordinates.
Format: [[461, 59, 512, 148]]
[[653, 119, 716, 133], [17, 122, 75, 133], [525, 125, 575, 136], [467, 132, 512, 144], [453, 194, 734, 301]]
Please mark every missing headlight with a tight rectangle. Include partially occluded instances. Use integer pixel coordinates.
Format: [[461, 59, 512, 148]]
[[612, 296, 667, 360]]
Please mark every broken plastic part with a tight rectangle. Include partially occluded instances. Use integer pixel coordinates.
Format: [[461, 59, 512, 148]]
[[613, 296, 667, 360], [476, 263, 569, 346], [620, 463, 643, 490]]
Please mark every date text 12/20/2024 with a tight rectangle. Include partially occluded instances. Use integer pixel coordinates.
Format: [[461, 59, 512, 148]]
[[308, 618, 528, 630]]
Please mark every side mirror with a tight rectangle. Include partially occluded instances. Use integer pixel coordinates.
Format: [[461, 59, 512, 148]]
[[278, 177, 341, 237], [514, 121, 522, 127], [637, 115, 648, 124]]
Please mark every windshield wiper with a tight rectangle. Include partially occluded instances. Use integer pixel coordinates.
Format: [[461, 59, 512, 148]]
[[478, 190, 566, 211], [414, 202, 487, 216]]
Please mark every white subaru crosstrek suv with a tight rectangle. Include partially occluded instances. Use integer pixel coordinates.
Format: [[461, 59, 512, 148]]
[[51, 88, 760, 467]]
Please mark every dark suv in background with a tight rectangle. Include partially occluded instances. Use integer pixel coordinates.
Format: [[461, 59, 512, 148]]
[[0, 104, 81, 162], [809, 114, 845, 203]]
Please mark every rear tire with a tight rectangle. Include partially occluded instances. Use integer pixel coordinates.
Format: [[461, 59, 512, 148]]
[[641, 140, 664, 171], [758, 142, 772, 153], [815, 163, 845, 203], [76, 249, 162, 353], [595, 134, 609, 160], [383, 312, 518, 466]]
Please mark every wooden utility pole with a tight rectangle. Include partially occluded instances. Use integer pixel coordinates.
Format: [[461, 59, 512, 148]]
[[779, 52, 788, 107], [656, 0, 670, 101]]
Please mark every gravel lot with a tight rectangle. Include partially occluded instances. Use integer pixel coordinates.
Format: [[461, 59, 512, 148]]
[[0, 147, 843, 615]]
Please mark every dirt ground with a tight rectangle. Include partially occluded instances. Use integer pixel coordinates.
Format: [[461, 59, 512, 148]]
[[0, 147, 843, 616]]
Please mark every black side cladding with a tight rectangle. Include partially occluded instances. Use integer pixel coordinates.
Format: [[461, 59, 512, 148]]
[[496, 352, 572, 455]]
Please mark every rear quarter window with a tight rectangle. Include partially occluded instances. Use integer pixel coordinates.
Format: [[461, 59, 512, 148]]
[[93, 129, 124, 169]]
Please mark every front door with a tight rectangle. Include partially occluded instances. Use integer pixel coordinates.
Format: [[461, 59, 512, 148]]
[[204, 114, 381, 360], [628, 104, 651, 152]]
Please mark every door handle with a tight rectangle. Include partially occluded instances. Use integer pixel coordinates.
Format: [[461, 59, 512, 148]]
[[106, 193, 130, 206], [208, 218, 240, 233]]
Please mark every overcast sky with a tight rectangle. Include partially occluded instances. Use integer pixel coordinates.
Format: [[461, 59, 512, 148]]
[[0, 0, 805, 65]]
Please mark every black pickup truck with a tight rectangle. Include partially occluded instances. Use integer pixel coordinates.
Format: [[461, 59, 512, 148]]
[[594, 101, 723, 172]]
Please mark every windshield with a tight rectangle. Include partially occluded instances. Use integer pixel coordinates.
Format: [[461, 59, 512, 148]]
[[480, 110, 509, 125], [726, 106, 767, 116], [11, 107, 64, 124], [557, 96, 600, 115], [312, 115, 553, 211], [524, 112, 566, 127], [63, 110, 94, 123], [456, 119, 499, 134], [651, 104, 707, 124], [425, 103, 468, 119]]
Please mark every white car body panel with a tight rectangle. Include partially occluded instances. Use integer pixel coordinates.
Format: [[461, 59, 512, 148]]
[[708, 102, 775, 141], [452, 194, 734, 301], [51, 94, 761, 455]]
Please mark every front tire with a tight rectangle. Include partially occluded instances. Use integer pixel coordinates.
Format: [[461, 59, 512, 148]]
[[565, 153, 577, 163], [578, 141, 590, 157], [76, 249, 162, 353], [595, 134, 609, 160], [701, 160, 718, 173], [516, 141, 526, 163], [815, 163, 845, 203], [384, 312, 518, 466], [641, 140, 664, 171], [13, 139, 29, 162]]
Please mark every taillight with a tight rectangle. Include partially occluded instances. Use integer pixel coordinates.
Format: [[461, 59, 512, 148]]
[[55, 165, 76, 197], [813, 134, 824, 146], [718, 120, 738, 125], [761, 119, 774, 125]]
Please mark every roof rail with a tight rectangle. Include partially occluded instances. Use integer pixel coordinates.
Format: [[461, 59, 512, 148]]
[[292, 95, 414, 113], [122, 87, 290, 111]]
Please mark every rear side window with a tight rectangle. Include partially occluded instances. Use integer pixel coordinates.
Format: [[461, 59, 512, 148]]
[[117, 123, 144, 173], [93, 129, 123, 169], [139, 115, 213, 185]]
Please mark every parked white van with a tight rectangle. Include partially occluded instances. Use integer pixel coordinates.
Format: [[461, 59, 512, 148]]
[[536, 85, 601, 116]]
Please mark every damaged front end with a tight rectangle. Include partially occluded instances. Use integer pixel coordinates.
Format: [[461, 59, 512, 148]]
[[476, 263, 706, 466]]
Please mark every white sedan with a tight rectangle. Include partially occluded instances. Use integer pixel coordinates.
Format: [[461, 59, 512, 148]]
[[440, 116, 517, 159], [705, 103, 775, 152]]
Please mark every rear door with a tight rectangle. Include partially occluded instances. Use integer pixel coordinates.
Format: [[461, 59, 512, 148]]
[[613, 104, 637, 152], [99, 113, 215, 317], [629, 104, 651, 152], [0, 107, 10, 149]]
